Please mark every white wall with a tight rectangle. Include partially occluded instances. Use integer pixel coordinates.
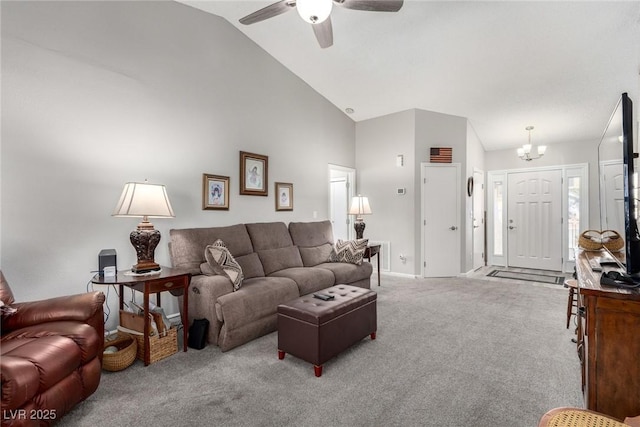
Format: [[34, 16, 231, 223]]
[[1, 1, 355, 328]]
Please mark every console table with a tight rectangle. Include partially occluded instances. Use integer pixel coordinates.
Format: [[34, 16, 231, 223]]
[[92, 267, 190, 365], [574, 249, 640, 419]]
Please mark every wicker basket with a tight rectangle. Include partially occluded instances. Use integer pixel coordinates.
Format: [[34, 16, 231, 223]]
[[601, 230, 624, 252], [578, 230, 603, 251], [133, 327, 178, 364], [103, 333, 137, 372]]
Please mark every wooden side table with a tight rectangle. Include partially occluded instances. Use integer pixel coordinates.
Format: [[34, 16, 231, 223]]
[[365, 244, 381, 286], [92, 267, 190, 366]]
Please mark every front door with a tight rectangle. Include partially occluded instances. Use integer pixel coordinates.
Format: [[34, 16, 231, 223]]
[[422, 164, 461, 277], [507, 169, 562, 270]]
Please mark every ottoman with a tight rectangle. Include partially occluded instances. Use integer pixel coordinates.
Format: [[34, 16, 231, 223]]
[[277, 284, 377, 377]]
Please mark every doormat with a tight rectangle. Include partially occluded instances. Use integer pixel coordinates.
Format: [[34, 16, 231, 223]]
[[486, 270, 565, 285]]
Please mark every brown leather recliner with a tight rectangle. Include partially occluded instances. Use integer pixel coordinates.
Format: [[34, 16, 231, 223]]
[[0, 270, 105, 426]]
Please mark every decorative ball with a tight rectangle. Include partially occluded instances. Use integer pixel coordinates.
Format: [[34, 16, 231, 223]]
[[104, 345, 119, 354]]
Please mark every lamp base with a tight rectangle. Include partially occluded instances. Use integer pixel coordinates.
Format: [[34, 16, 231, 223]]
[[130, 225, 162, 274], [354, 221, 366, 240]]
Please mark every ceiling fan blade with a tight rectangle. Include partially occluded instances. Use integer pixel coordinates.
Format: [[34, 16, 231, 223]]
[[239, 0, 296, 25], [312, 17, 333, 49], [334, 0, 403, 12]]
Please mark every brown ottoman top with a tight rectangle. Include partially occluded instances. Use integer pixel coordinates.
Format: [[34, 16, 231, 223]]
[[277, 284, 376, 325]]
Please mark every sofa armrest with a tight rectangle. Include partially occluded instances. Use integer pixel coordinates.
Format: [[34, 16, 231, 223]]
[[186, 274, 234, 345], [2, 291, 105, 336]]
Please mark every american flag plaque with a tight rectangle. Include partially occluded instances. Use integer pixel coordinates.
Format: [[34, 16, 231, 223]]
[[430, 147, 452, 163]]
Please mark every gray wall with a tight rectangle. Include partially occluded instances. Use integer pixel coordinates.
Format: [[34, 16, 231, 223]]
[[355, 110, 416, 275], [356, 108, 473, 276], [485, 138, 600, 229], [1, 1, 355, 328]]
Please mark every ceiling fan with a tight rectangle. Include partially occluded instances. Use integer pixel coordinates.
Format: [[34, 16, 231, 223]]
[[239, 0, 404, 48]]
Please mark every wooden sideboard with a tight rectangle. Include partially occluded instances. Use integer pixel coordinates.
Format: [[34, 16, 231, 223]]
[[575, 249, 640, 420]]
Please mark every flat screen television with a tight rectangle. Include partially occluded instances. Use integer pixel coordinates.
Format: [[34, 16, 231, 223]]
[[621, 93, 640, 276], [599, 92, 639, 276]]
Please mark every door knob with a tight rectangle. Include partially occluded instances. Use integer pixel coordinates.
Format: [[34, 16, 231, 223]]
[[508, 226, 516, 230], [449, 226, 458, 231]]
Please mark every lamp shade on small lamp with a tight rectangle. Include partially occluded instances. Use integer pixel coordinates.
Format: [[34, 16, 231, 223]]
[[113, 181, 175, 273], [349, 195, 372, 239]]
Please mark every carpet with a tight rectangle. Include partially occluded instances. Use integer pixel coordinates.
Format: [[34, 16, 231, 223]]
[[487, 269, 565, 285], [63, 275, 582, 427]]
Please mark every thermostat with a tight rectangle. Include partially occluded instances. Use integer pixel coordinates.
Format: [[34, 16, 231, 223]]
[[397, 188, 406, 195]]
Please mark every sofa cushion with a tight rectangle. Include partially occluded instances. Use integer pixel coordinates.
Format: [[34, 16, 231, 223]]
[[235, 253, 265, 279], [298, 243, 333, 267], [316, 262, 373, 284], [205, 240, 244, 291], [270, 267, 335, 295], [258, 246, 304, 276], [246, 222, 293, 250], [289, 220, 334, 247], [169, 224, 253, 275], [329, 239, 369, 265]]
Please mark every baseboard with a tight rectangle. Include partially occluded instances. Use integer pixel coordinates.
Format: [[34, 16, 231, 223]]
[[379, 271, 419, 279]]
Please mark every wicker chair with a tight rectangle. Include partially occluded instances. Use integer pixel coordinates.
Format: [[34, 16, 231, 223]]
[[538, 407, 640, 427]]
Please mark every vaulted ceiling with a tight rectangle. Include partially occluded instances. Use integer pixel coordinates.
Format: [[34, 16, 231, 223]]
[[178, 1, 640, 151]]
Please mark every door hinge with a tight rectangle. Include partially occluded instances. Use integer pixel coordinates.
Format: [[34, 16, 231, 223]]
[[424, 261, 426, 267], [424, 219, 426, 226]]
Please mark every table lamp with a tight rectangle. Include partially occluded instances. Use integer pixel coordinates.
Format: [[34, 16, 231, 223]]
[[112, 181, 175, 273], [349, 194, 372, 239]]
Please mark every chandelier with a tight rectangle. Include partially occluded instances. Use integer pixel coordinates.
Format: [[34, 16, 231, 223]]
[[517, 126, 547, 161]]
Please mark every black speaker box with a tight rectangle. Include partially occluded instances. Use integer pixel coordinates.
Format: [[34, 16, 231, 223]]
[[188, 318, 209, 350], [98, 249, 117, 274]]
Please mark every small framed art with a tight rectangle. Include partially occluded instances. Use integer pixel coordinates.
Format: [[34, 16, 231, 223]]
[[240, 151, 268, 196], [203, 173, 230, 210], [275, 182, 293, 211]]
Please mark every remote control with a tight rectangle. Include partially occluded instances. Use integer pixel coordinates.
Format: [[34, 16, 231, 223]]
[[313, 293, 334, 301], [588, 258, 603, 272]]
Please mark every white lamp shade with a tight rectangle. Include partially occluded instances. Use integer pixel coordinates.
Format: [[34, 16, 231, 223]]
[[349, 195, 372, 216], [523, 144, 532, 155], [537, 145, 547, 155], [297, 0, 332, 23], [517, 147, 525, 157], [113, 182, 175, 218]]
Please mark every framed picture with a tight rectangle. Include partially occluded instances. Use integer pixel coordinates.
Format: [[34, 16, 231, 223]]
[[240, 151, 268, 196], [202, 173, 230, 210], [275, 182, 293, 211]]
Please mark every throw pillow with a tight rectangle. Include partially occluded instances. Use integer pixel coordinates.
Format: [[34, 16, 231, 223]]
[[204, 240, 244, 291], [329, 238, 369, 265]]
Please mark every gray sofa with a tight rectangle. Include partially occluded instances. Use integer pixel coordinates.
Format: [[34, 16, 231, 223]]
[[169, 220, 372, 351]]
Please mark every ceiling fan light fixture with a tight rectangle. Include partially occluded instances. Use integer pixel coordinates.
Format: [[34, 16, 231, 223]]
[[297, 0, 333, 24]]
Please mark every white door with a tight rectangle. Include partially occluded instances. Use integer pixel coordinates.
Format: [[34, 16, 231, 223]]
[[330, 178, 349, 241], [422, 164, 461, 277], [507, 170, 563, 270], [472, 170, 485, 270], [601, 161, 625, 235]]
